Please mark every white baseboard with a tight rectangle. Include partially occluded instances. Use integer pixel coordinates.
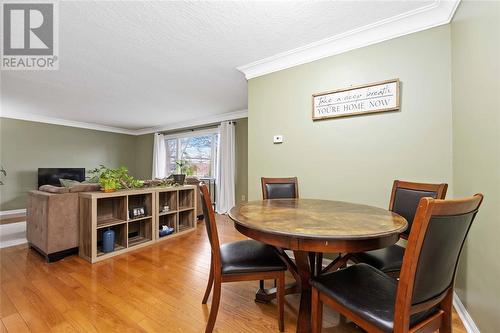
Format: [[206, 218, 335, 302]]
[[0, 221, 27, 248], [0, 208, 26, 216], [287, 252, 478, 332], [453, 292, 480, 333]]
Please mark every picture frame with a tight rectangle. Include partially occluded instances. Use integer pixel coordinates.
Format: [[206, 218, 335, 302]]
[[312, 79, 400, 121]]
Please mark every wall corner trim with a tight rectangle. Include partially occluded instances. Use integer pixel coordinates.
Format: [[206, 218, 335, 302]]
[[237, 0, 460, 80], [453, 292, 481, 333]]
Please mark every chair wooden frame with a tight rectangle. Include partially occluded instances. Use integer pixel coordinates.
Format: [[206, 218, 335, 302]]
[[388, 180, 448, 240], [312, 194, 483, 333], [322, 180, 448, 275], [261, 177, 299, 200], [200, 184, 285, 333]]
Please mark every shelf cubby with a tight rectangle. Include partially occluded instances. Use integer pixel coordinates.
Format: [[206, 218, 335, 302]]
[[96, 196, 127, 226], [128, 193, 153, 220], [128, 218, 153, 247], [158, 191, 177, 213], [178, 209, 194, 232], [158, 214, 177, 239], [178, 188, 195, 210], [96, 223, 127, 257]]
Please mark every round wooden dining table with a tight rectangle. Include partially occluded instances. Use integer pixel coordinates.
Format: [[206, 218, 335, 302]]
[[228, 198, 407, 333]]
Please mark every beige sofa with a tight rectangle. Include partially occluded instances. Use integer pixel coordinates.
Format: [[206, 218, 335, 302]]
[[27, 183, 99, 262], [27, 190, 79, 262]]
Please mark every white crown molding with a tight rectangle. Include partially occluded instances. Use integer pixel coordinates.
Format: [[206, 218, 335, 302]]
[[133, 109, 248, 135], [0, 109, 248, 136], [453, 292, 480, 333], [237, 0, 460, 80], [1, 110, 137, 135]]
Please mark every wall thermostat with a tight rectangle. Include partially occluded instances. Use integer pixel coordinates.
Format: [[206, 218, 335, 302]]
[[273, 135, 284, 144]]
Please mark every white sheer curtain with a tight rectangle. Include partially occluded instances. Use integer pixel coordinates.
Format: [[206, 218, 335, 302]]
[[152, 133, 168, 179], [216, 121, 235, 214]]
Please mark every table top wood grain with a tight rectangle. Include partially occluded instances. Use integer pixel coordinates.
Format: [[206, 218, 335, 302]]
[[229, 198, 407, 240]]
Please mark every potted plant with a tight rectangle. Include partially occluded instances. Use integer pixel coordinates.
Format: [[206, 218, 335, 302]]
[[173, 160, 190, 185], [90, 165, 144, 192]]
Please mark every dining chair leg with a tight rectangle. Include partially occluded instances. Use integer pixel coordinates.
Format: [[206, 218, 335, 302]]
[[308, 252, 316, 273], [205, 277, 221, 333], [439, 289, 453, 333], [315, 253, 323, 276], [277, 271, 285, 332], [202, 257, 214, 304], [311, 287, 322, 333]]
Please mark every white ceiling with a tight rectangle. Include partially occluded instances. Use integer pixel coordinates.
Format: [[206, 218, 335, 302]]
[[1, 0, 455, 134]]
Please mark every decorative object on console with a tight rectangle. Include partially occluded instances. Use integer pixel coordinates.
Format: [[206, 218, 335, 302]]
[[129, 205, 146, 219], [172, 159, 197, 185], [102, 228, 115, 253], [159, 225, 174, 237], [143, 178, 174, 188]]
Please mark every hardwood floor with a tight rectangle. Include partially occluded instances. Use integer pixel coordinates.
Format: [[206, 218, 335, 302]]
[[0, 215, 466, 333]]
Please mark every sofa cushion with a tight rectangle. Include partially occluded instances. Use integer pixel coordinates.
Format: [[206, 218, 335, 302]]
[[69, 183, 101, 193], [39, 185, 70, 194]]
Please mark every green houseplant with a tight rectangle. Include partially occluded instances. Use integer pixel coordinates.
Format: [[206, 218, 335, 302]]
[[172, 160, 188, 185], [90, 165, 144, 192], [172, 160, 197, 184]]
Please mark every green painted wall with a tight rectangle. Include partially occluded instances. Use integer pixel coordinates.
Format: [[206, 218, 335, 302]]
[[0, 118, 138, 210], [134, 133, 154, 180], [235, 118, 248, 204], [451, 1, 500, 331], [248, 25, 453, 208]]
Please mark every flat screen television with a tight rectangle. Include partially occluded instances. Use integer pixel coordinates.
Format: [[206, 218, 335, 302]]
[[38, 168, 85, 187]]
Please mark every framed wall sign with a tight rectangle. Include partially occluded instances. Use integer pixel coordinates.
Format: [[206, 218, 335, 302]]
[[312, 79, 400, 120]]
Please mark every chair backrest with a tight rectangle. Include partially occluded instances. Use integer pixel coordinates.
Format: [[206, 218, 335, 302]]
[[389, 180, 448, 238], [261, 177, 299, 199], [199, 183, 221, 268], [394, 194, 483, 331]]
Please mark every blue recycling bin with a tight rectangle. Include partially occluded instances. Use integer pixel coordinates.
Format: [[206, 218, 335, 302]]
[[102, 228, 115, 253]]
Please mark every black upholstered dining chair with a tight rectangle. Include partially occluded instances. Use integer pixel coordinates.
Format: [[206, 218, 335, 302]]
[[199, 183, 287, 333], [311, 194, 483, 333], [260, 177, 313, 280], [347, 180, 448, 277], [261, 177, 299, 200]]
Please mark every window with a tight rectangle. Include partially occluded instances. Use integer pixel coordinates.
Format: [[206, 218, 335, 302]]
[[165, 129, 219, 178]]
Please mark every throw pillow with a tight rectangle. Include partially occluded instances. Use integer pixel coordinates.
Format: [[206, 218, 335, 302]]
[[59, 178, 81, 187]]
